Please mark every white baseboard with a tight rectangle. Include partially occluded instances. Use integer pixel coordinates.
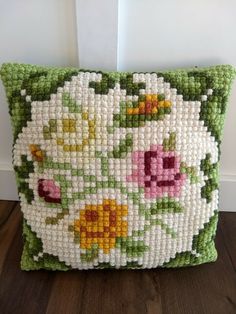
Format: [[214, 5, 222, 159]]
[[0, 164, 18, 201], [0, 165, 235, 212], [219, 175, 236, 212]]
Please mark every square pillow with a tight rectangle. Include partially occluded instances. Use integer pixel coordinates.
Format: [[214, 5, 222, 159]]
[[1, 63, 235, 270]]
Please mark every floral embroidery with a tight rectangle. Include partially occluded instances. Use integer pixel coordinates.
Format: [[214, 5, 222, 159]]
[[71, 199, 128, 254], [126, 94, 171, 115], [38, 179, 61, 203], [43, 113, 96, 152], [2, 63, 232, 270], [127, 145, 186, 199], [30, 144, 44, 162]]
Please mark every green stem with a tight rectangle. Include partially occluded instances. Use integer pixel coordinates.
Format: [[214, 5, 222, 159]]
[[45, 208, 69, 225]]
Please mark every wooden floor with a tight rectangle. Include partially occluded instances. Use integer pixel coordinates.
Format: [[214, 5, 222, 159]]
[[0, 201, 236, 314]]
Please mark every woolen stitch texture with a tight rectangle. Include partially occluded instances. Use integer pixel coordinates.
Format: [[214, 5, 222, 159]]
[[1, 63, 235, 270]]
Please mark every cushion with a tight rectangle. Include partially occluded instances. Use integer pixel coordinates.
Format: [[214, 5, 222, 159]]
[[1, 63, 235, 270]]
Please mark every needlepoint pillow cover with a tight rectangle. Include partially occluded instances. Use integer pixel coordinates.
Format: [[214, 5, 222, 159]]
[[1, 63, 235, 270]]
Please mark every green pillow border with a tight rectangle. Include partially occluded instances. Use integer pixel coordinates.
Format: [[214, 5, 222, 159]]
[[1, 63, 235, 270]]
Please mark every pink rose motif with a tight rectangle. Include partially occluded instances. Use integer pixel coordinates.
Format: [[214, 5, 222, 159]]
[[38, 179, 61, 203], [127, 145, 186, 199]]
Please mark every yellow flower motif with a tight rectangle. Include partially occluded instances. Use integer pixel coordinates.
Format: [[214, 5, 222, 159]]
[[127, 94, 171, 115], [56, 113, 96, 152], [29, 144, 44, 161], [72, 199, 128, 254]]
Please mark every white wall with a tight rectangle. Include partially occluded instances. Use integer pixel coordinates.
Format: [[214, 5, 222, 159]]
[[0, 0, 78, 198], [76, 0, 118, 71], [118, 0, 236, 177]]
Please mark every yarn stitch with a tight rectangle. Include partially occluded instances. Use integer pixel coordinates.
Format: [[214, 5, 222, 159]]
[[0, 63, 235, 270]]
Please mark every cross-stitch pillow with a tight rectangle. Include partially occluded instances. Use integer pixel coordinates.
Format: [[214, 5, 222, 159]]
[[1, 63, 235, 270]]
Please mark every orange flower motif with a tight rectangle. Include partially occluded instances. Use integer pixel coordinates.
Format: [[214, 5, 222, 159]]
[[29, 144, 44, 161], [73, 199, 128, 254], [127, 94, 171, 115]]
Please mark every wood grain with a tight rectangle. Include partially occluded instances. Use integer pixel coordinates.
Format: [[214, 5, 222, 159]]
[[0, 202, 20, 273], [158, 226, 236, 314], [0, 200, 16, 228], [219, 212, 236, 271], [0, 201, 236, 314]]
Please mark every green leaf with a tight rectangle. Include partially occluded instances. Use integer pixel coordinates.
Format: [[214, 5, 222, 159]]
[[89, 73, 146, 96], [149, 219, 177, 238], [163, 133, 176, 151], [45, 208, 69, 225], [110, 133, 133, 158], [94, 263, 116, 269], [21, 219, 71, 271], [200, 154, 219, 203], [116, 237, 148, 258], [150, 197, 183, 214], [89, 73, 116, 94], [62, 92, 82, 113], [0, 63, 79, 142], [200, 153, 218, 176], [21, 70, 79, 102], [158, 65, 236, 144], [201, 179, 218, 203], [14, 155, 34, 204], [180, 162, 199, 184], [81, 245, 99, 262], [163, 211, 218, 268], [18, 181, 34, 204]]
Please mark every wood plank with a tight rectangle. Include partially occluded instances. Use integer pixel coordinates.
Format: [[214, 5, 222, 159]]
[[0, 202, 20, 273], [0, 200, 16, 227], [219, 212, 236, 271], [46, 271, 86, 314], [158, 216, 236, 314], [0, 208, 55, 314], [77, 270, 162, 314], [46, 269, 162, 314]]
